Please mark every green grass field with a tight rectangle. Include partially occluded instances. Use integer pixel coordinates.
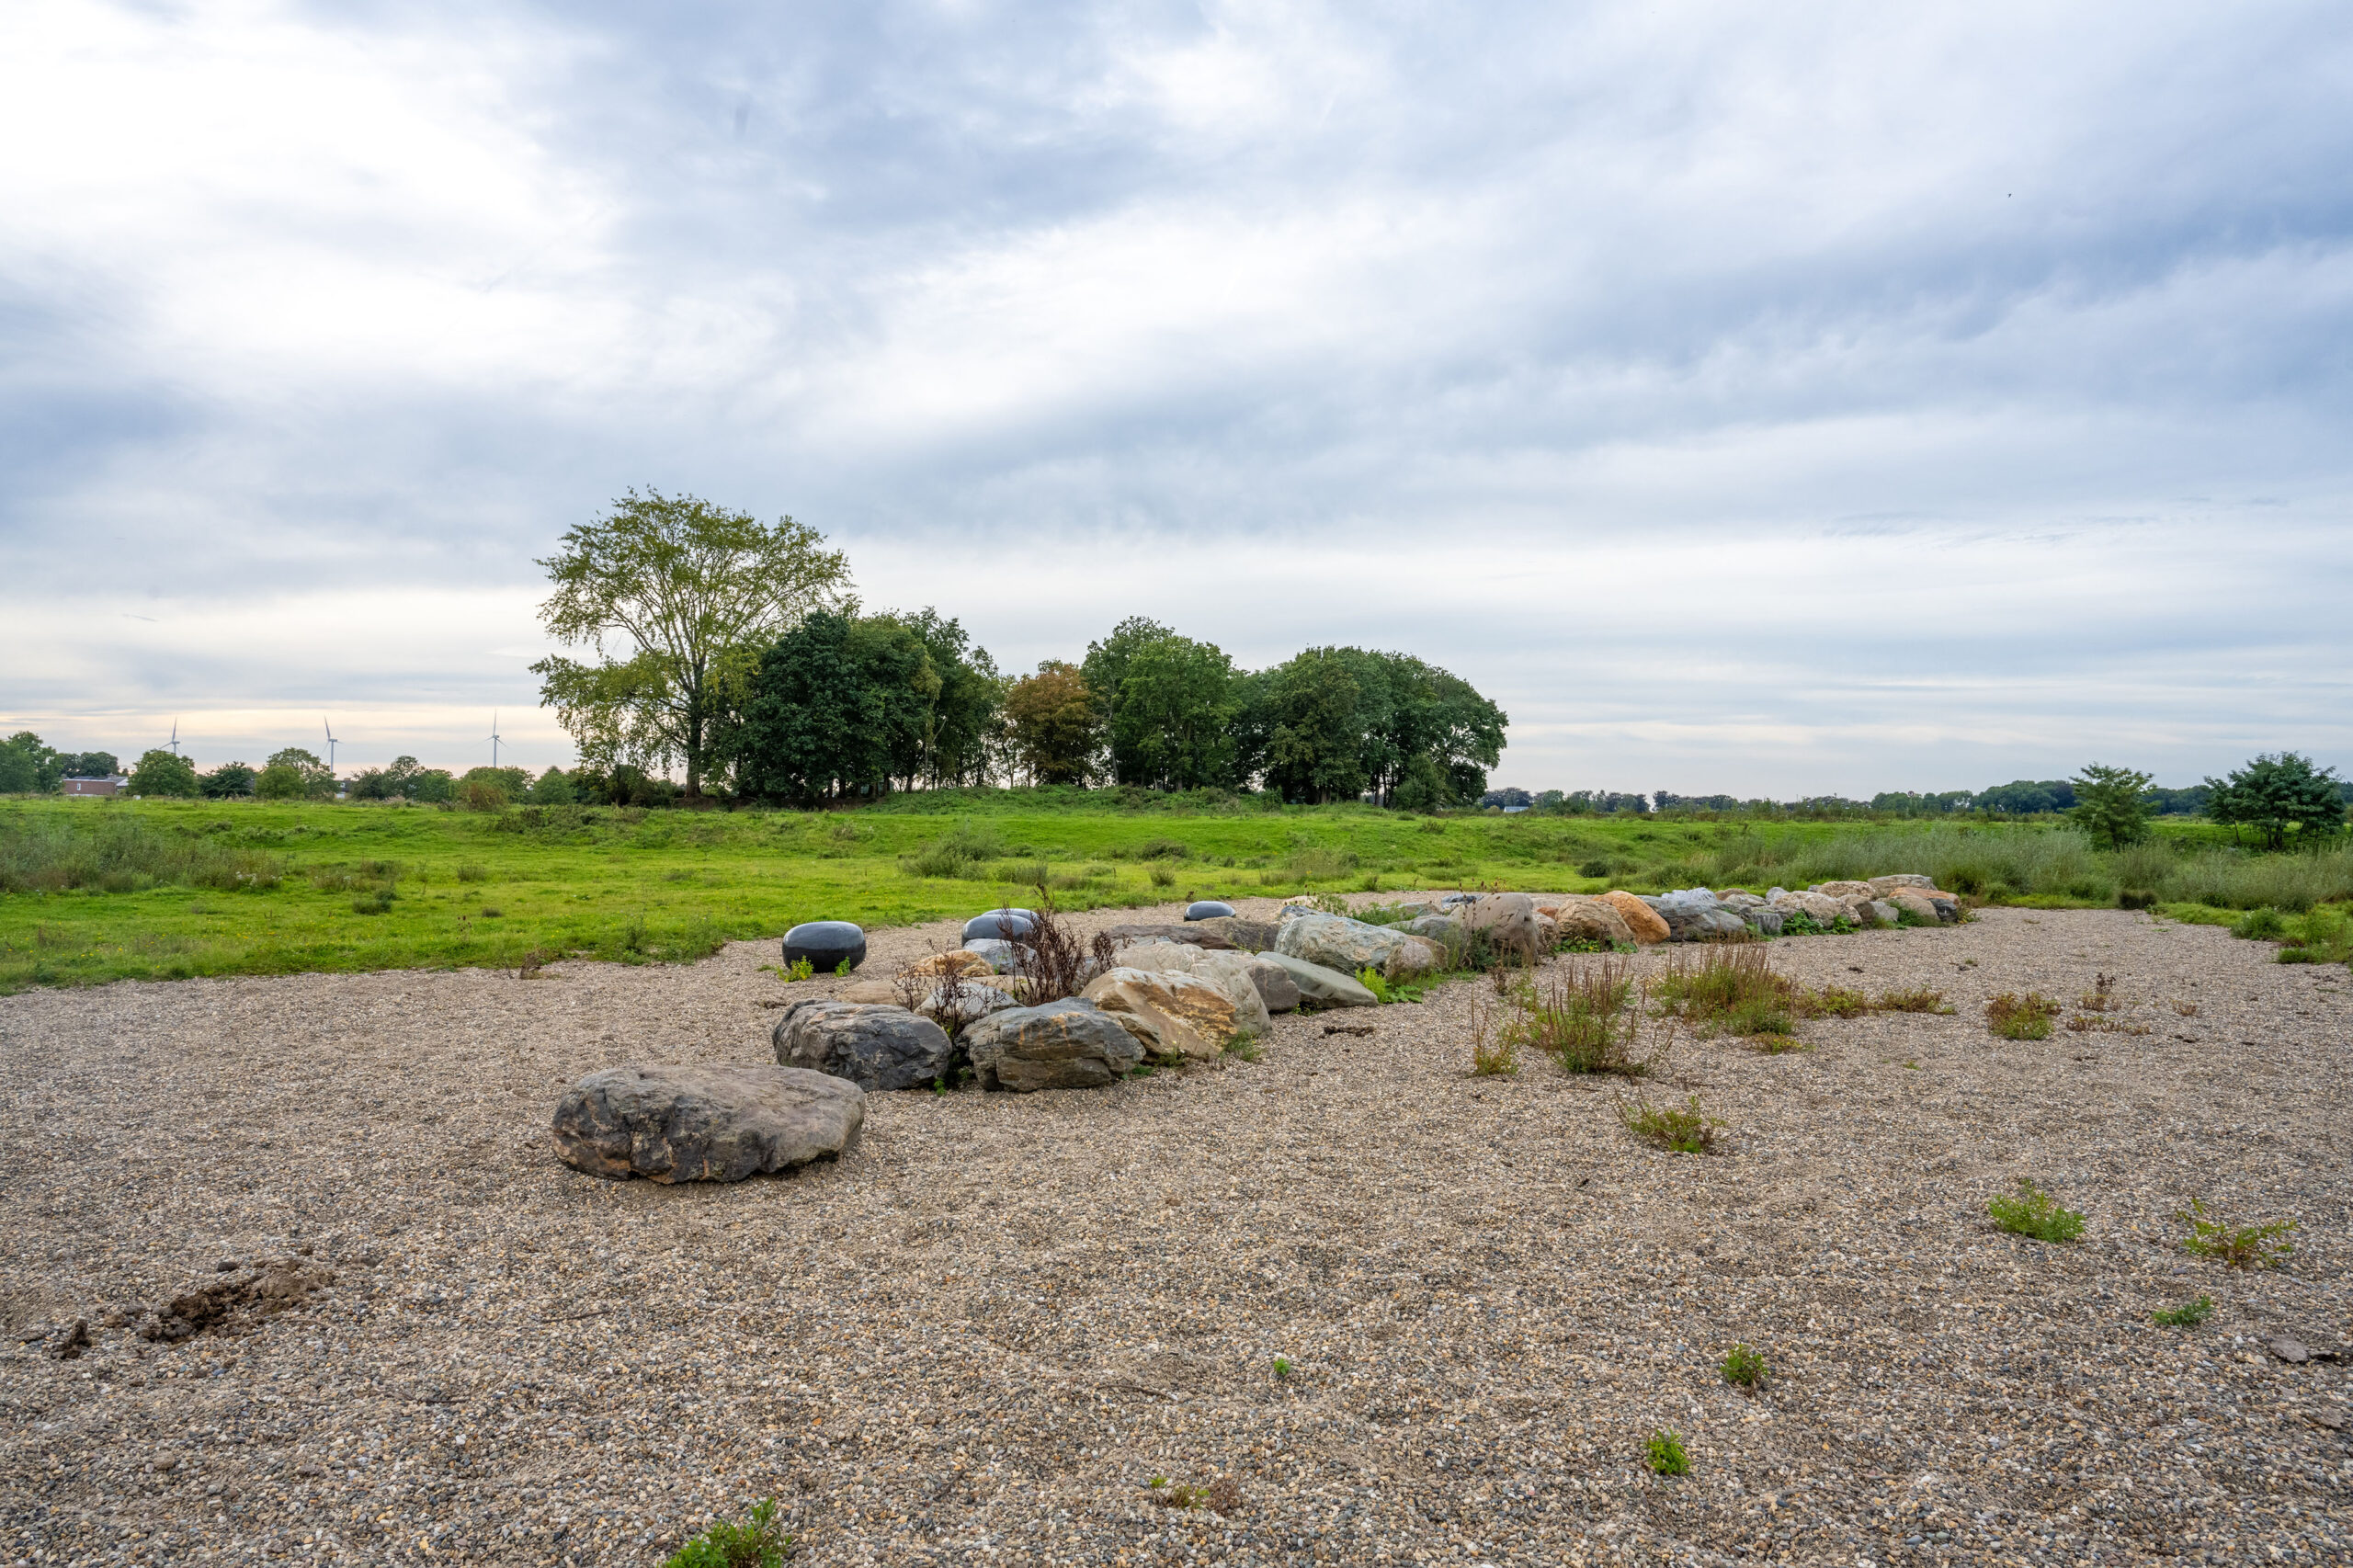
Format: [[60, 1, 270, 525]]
[[1, 795, 2343, 992]]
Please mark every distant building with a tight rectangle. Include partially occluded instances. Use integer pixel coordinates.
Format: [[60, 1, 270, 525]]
[[62, 775, 128, 797]]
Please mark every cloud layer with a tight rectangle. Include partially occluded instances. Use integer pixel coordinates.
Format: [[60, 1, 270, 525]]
[[4, 0, 2348, 790]]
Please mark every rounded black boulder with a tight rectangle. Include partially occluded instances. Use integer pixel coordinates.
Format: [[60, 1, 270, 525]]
[[1184, 900, 1236, 921], [961, 907, 1037, 943], [783, 920, 867, 973]]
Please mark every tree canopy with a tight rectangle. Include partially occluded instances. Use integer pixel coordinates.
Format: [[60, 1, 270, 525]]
[[2204, 752, 2345, 849], [533, 490, 851, 797], [127, 748, 200, 797]]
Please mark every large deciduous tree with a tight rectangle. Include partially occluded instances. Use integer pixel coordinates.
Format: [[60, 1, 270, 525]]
[[127, 749, 200, 797], [1004, 663, 1099, 786], [2204, 752, 2345, 849], [2067, 763, 2154, 850], [532, 490, 850, 798]]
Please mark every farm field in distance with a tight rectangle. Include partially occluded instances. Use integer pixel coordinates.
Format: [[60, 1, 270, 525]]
[[0, 794, 2330, 992]]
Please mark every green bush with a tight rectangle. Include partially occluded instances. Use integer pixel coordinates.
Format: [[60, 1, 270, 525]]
[[1618, 1092, 1724, 1154], [1645, 1430, 1690, 1477], [2177, 1198, 2296, 1269], [664, 1498, 788, 1568], [1987, 1177, 2085, 1243], [1720, 1343, 1768, 1389], [126, 749, 200, 798], [1985, 992, 2060, 1040], [2230, 906, 2286, 940], [2150, 1295, 2213, 1328]]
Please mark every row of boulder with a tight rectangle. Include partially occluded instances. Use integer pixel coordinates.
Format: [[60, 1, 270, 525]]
[[550, 873, 1963, 1183]]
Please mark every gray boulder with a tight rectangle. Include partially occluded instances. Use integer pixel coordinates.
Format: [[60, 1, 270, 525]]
[[1245, 955, 1302, 1013], [773, 999, 955, 1091], [1255, 950, 1379, 1008], [963, 938, 1023, 973], [961, 998, 1143, 1092], [1398, 913, 1465, 944], [552, 1064, 863, 1183], [1861, 899, 1901, 927], [1740, 906, 1787, 937], [1276, 912, 1441, 979]]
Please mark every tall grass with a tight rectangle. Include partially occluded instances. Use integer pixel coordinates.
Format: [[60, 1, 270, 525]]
[[896, 820, 1012, 879], [1687, 823, 2353, 911], [0, 813, 284, 894]]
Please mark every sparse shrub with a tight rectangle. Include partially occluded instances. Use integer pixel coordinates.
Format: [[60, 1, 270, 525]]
[[1148, 865, 1176, 888], [455, 862, 489, 883], [2077, 972, 2118, 1011], [351, 887, 395, 915], [2150, 1295, 2214, 1328], [1720, 1343, 1768, 1389], [1506, 958, 1663, 1075], [1645, 1430, 1690, 1477], [1468, 994, 1518, 1076], [1875, 986, 1951, 1013], [1805, 984, 1870, 1018], [1746, 1033, 1810, 1054], [2170, 998, 2199, 1017], [1135, 837, 1190, 860], [1987, 1177, 2085, 1243], [663, 1498, 788, 1568], [1985, 992, 2061, 1040], [899, 821, 1007, 878], [2177, 1198, 2297, 1269], [1618, 1092, 1723, 1153], [995, 858, 1051, 886], [1007, 900, 1118, 1005], [787, 958, 814, 982]]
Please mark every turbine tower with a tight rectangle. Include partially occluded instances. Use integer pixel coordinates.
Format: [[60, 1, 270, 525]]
[[323, 718, 339, 772], [166, 719, 181, 757], [487, 712, 504, 768]]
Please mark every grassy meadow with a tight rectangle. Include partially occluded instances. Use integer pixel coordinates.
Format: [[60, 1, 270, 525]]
[[2, 793, 2347, 992]]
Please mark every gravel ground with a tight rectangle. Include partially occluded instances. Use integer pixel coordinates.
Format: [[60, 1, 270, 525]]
[[2, 900, 2348, 1567]]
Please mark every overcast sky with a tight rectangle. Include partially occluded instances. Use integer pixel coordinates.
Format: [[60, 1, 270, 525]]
[[3, 0, 2348, 794]]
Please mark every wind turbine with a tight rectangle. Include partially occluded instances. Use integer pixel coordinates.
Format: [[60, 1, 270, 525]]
[[487, 712, 504, 768], [323, 718, 339, 772], [166, 719, 181, 757]]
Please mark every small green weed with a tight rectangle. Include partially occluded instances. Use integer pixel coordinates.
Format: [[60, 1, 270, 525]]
[[1356, 966, 1393, 1003], [1148, 865, 1176, 888], [1222, 1035, 1262, 1062], [2177, 1198, 2297, 1269], [1987, 1177, 2085, 1243], [1985, 992, 2061, 1040], [834, 957, 853, 977], [663, 1498, 788, 1568], [1720, 1343, 1768, 1389], [1150, 1475, 1242, 1514], [1746, 1033, 1810, 1054], [1646, 1430, 1690, 1476], [1617, 1092, 1724, 1154], [2150, 1294, 2214, 1328], [1272, 1356, 1294, 1380], [1506, 957, 1661, 1075], [1875, 986, 1951, 1013], [786, 957, 814, 982], [1469, 994, 1518, 1076]]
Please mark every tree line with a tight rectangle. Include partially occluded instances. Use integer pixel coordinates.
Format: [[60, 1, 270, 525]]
[[531, 492, 1507, 808]]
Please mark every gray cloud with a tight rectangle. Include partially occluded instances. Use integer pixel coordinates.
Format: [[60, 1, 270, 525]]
[[2, 0, 2348, 790]]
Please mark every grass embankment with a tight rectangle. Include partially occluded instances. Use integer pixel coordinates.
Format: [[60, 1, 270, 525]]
[[2, 796, 2347, 991]]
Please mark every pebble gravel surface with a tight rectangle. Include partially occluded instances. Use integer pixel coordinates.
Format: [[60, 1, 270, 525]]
[[2, 902, 2347, 1566]]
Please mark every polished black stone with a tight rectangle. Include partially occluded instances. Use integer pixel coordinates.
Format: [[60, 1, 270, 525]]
[[783, 920, 867, 973], [961, 908, 1037, 943], [1183, 901, 1236, 921]]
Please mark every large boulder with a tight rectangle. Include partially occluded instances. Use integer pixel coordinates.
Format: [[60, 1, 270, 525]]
[[1101, 941, 1275, 1032], [772, 1000, 955, 1092], [1103, 922, 1235, 950], [963, 938, 1023, 973], [904, 949, 995, 978], [1741, 906, 1787, 937], [1599, 891, 1671, 945], [1275, 913, 1441, 979], [1254, 950, 1379, 1008], [1768, 889, 1847, 925], [1651, 889, 1749, 943], [835, 978, 904, 1006], [1244, 956, 1301, 1013], [962, 908, 1037, 943], [1813, 881, 1873, 900], [1552, 897, 1636, 947], [1867, 874, 1937, 894], [1884, 891, 1944, 925], [1457, 892, 1540, 955], [916, 982, 1023, 1030], [1184, 901, 1236, 921], [1188, 915, 1279, 952], [1081, 968, 1242, 1061], [961, 998, 1143, 1092], [552, 1065, 863, 1183]]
